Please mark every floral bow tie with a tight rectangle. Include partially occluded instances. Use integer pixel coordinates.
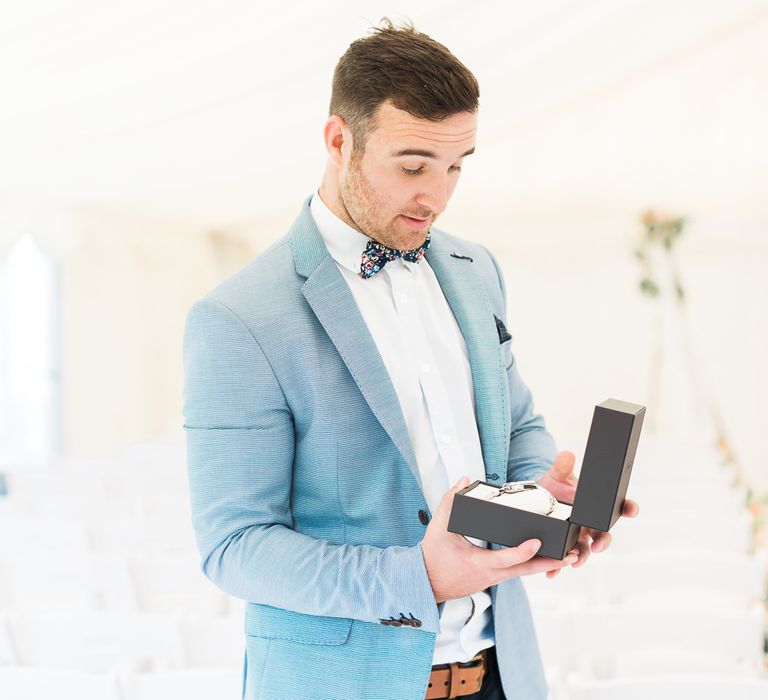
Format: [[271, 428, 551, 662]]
[[359, 231, 431, 279]]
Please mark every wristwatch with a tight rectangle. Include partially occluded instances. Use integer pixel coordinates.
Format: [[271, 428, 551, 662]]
[[485, 480, 558, 515]]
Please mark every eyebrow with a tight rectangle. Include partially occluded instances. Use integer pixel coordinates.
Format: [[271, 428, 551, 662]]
[[392, 146, 475, 158]]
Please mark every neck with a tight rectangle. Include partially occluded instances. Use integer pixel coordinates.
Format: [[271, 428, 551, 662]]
[[318, 163, 360, 233]]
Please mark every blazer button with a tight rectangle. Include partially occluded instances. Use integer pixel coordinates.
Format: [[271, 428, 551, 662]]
[[418, 510, 430, 525], [399, 613, 422, 627]]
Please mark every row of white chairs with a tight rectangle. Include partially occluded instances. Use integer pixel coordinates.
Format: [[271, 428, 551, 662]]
[[3, 668, 768, 700], [0, 666, 241, 700], [0, 611, 245, 671], [531, 603, 766, 678], [0, 603, 762, 676], [555, 673, 768, 700], [0, 551, 239, 616], [523, 548, 766, 611], [1, 545, 762, 618], [0, 512, 200, 558], [535, 433, 768, 692], [598, 508, 753, 553]]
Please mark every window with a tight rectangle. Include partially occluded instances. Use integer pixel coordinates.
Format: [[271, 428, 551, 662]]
[[0, 234, 59, 469]]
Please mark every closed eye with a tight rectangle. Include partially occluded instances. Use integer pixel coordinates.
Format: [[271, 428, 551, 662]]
[[400, 165, 463, 176]]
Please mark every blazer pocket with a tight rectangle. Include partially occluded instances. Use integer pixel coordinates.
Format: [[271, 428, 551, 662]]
[[245, 602, 353, 646]]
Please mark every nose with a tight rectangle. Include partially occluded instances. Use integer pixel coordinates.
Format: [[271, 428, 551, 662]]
[[415, 171, 450, 216]]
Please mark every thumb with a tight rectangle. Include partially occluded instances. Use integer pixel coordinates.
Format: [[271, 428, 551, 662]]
[[549, 450, 576, 482], [433, 475, 470, 524]]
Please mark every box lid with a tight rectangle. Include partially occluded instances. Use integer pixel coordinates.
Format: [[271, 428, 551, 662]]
[[569, 398, 645, 532]]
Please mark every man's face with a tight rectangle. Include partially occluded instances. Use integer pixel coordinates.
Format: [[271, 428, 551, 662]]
[[338, 100, 477, 250]]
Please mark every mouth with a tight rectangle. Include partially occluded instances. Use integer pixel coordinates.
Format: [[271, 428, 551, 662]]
[[400, 214, 431, 229]]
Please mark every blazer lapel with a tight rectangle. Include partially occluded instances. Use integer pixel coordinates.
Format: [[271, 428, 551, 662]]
[[292, 198, 422, 492], [424, 238, 508, 483]]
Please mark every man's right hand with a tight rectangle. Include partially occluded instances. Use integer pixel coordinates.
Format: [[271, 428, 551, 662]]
[[421, 475, 578, 603]]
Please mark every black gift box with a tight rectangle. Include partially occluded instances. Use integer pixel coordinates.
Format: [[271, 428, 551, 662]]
[[447, 399, 646, 559]]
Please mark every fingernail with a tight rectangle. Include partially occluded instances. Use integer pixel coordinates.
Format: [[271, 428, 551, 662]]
[[529, 539, 542, 553], [565, 555, 578, 564]]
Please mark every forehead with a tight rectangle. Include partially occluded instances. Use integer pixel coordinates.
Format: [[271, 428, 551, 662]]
[[368, 101, 477, 155]]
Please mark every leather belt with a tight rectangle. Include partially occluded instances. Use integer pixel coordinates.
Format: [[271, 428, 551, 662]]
[[425, 648, 488, 699]]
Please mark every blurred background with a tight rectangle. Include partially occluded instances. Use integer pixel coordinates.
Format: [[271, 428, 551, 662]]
[[0, 1, 766, 698]]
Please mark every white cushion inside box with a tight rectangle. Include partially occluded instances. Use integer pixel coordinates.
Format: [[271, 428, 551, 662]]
[[465, 482, 573, 521]]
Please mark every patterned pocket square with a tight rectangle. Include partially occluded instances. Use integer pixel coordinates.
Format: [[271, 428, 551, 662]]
[[493, 314, 512, 343]]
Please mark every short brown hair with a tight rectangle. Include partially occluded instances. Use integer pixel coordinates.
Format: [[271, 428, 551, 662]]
[[329, 17, 479, 155]]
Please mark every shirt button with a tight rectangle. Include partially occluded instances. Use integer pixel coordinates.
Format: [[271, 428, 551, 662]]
[[440, 434, 454, 445], [420, 362, 431, 374]]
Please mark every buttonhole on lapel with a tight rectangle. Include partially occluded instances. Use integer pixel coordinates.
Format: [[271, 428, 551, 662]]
[[450, 253, 473, 262], [493, 314, 512, 344]]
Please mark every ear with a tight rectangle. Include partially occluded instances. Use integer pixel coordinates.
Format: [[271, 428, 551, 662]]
[[323, 115, 351, 169]]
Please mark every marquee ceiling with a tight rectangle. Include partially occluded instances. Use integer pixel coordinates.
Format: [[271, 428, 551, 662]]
[[0, 0, 766, 231]]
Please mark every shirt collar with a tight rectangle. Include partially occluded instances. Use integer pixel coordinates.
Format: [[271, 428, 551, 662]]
[[310, 189, 374, 276]]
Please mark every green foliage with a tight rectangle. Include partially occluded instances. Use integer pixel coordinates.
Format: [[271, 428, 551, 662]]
[[635, 211, 687, 302]]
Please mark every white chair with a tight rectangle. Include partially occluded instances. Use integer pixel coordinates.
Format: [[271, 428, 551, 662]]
[[129, 556, 229, 616], [0, 667, 121, 700], [608, 510, 752, 554], [565, 674, 768, 700], [4, 469, 106, 514], [534, 604, 765, 677], [181, 615, 244, 668], [2, 551, 138, 613], [9, 611, 185, 673], [613, 648, 761, 678], [601, 549, 766, 608], [86, 515, 198, 558], [0, 515, 91, 557], [119, 667, 242, 700], [530, 547, 765, 622], [569, 604, 765, 677]]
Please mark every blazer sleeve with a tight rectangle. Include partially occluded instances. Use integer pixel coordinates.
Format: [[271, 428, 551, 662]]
[[182, 298, 441, 634], [480, 245, 559, 483]]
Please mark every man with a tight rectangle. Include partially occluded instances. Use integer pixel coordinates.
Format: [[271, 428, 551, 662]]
[[183, 19, 638, 700]]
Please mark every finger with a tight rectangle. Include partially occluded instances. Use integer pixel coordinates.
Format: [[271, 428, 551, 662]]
[[591, 531, 613, 553], [433, 475, 471, 527], [482, 538, 544, 569], [621, 499, 639, 518], [571, 534, 592, 568], [548, 450, 576, 483], [546, 568, 561, 579], [501, 552, 577, 579]]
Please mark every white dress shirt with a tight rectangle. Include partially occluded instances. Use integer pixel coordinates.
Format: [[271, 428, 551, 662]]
[[310, 190, 495, 665]]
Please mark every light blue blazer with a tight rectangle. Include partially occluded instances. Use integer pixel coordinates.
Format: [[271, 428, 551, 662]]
[[183, 194, 559, 700]]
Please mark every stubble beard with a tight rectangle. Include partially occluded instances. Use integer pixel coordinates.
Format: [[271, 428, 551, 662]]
[[339, 153, 430, 251]]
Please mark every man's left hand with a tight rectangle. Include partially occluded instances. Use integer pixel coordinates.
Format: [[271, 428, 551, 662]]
[[536, 450, 639, 578]]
